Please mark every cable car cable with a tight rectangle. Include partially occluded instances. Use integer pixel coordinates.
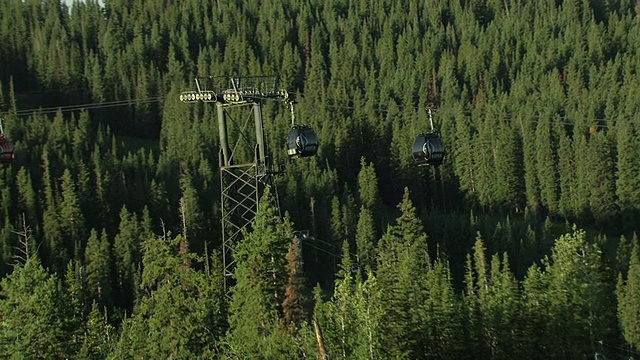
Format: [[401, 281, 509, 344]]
[[299, 235, 362, 260], [1, 86, 630, 130], [302, 241, 342, 259], [4, 87, 637, 134], [0, 95, 166, 118], [288, 90, 640, 131]]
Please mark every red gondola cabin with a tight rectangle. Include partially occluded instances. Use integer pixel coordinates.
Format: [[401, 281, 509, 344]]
[[0, 134, 14, 163]]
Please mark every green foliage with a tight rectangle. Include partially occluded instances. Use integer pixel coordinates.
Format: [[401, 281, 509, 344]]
[[587, 131, 617, 226], [355, 206, 377, 273], [376, 188, 433, 358], [538, 227, 615, 358], [357, 157, 385, 235], [113, 206, 143, 312], [84, 228, 113, 309], [422, 258, 465, 358], [282, 235, 311, 328], [78, 302, 116, 360], [0, 258, 77, 358], [317, 241, 384, 359], [616, 125, 640, 228], [15, 167, 38, 232], [112, 235, 225, 359], [618, 238, 640, 350], [225, 188, 313, 358], [0, 0, 639, 356], [320, 241, 361, 358]]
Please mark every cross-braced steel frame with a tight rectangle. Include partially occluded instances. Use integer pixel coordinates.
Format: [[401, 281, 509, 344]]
[[181, 75, 286, 296], [217, 102, 279, 295]]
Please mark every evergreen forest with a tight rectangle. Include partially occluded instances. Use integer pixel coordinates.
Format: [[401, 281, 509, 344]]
[[2, 0, 640, 358]]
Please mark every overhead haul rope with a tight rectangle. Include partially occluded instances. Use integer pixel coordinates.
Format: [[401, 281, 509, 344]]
[[1, 88, 637, 131], [288, 91, 640, 130], [0, 96, 166, 117]]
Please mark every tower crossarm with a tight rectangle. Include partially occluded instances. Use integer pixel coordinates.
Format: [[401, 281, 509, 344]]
[[179, 75, 289, 105]]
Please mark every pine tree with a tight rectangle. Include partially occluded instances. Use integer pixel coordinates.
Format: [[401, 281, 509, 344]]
[[112, 235, 225, 359], [617, 238, 640, 350], [0, 257, 75, 358], [357, 157, 384, 221], [573, 133, 592, 220], [323, 240, 359, 358], [423, 258, 465, 358], [328, 195, 343, 275], [521, 264, 551, 358], [376, 188, 431, 358], [282, 234, 310, 328], [520, 113, 540, 213], [494, 120, 524, 210], [462, 235, 491, 358], [58, 168, 86, 260], [484, 253, 523, 358], [304, 28, 329, 102], [113, 206, 141, 312], [543, 227, 614, 357], [355, 206, 377, 273], [340, 188, 358, 249], [557, 129, 577, 219], [91, 147, 113, 230], [179, 170, 204, 247], [453, 112, 478, 199], [615, 233, 636, 278], [64, 260, 86, 343], [472, 113, 498, 209], [84, 228, 113, 309], [72, 111, 92, 161], [225, 188, 310, 358], [78, 302, 116, 360], [535, 115, 558, 215], [15, 167, 39, 237], [616, 124, 640, 229], [42, 149, 64, 273], [281, 43, 303, 90], [587, 131, 617, 227], [330, 195, 343, 245], [356, 157, 386, 237]]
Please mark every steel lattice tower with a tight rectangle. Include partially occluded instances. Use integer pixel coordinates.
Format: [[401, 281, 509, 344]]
[[180, 75, 287, 295]]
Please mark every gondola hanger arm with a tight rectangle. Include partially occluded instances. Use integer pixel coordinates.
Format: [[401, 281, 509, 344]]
[[428, 108, 434, 133], [289, 102, 295, 126]]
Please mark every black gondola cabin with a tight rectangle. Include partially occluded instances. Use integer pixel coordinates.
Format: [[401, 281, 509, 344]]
[[0, 135, 13, 164], [412, 132, 444, 166], [287, 125, 319, 159]]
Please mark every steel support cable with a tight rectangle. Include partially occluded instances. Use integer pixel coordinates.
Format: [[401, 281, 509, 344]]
[[298, 236, 359, 260], [288, 91, 640, 131], [3, 86, 636, 136], [0, 96, 166, 117], [2, 88, 635, 131]]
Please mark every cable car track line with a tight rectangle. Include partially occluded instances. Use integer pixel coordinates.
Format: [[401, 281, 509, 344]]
[[0, 96, 166, 117]]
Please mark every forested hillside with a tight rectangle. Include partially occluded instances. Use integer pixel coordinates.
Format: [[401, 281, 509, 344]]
[[1, 0, 640, 358]]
